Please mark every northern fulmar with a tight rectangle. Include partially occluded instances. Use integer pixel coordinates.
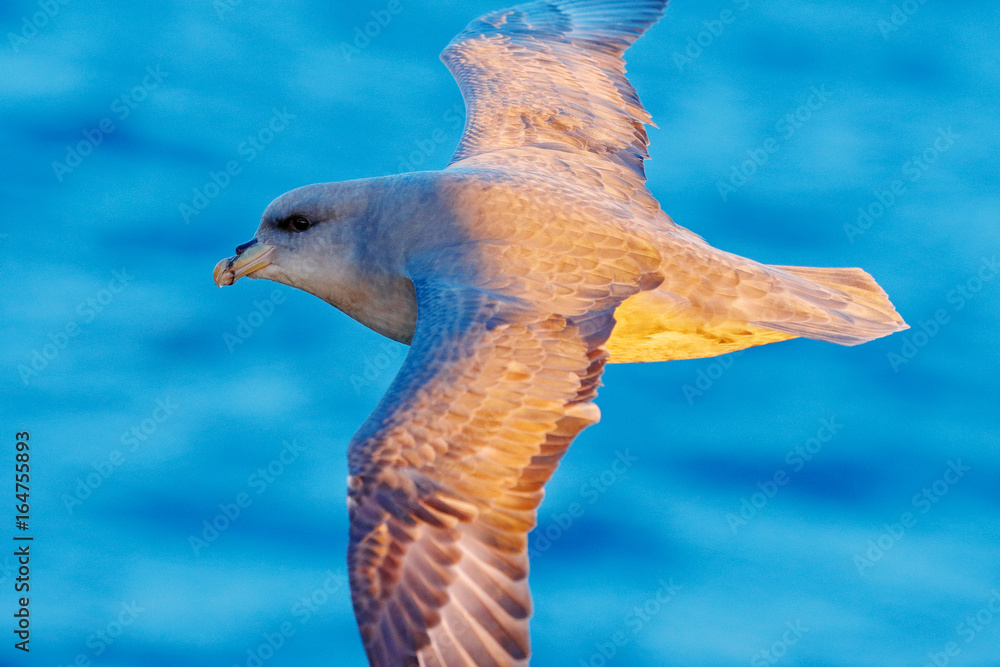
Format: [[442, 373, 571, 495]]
[[213, 1, 907, 664]]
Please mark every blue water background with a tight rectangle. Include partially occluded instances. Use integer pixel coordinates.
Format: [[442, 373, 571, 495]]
[[1, 0, 998, 665]]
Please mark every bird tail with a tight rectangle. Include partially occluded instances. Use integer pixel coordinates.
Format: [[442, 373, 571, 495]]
[[605, 262, 907, 363], [755, 265, 908, 346]]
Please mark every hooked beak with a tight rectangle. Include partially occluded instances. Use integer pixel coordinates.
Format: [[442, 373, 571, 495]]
[[213, 239, 275, 287]]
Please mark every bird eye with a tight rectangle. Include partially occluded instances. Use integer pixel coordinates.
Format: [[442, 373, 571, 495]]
[[284, 216, 312, 232]]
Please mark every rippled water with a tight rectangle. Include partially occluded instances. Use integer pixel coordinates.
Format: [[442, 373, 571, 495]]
[[2, 1, 998, 665]]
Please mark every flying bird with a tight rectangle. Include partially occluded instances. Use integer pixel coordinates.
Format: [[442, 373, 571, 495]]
[[213, 1, 907, 664]]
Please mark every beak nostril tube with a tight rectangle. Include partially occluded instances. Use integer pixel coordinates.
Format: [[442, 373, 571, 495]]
[[235, 240, 256, 256], [214, 240, 274, 288]]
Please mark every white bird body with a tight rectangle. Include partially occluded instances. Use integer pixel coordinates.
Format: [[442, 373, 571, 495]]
[[245, 164, 903, 359], [213, 1, 907, 664]]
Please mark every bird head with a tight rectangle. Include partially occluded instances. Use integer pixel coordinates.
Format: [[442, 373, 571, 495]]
[[213, 180, 378, 294], [213, 177, 420, 342]]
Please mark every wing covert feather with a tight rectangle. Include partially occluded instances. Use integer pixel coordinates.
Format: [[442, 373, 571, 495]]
[[441, 0, 669, 181], [347, 280, 615, 666]]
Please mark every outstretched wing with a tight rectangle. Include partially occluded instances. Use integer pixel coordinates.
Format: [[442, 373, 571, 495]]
[[441, 0, 669, 182], [347, 279, 616, 666]]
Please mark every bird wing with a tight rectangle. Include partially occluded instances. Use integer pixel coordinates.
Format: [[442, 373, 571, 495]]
[[347, 278, 617, 667], [441, 0, 669, 183]]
